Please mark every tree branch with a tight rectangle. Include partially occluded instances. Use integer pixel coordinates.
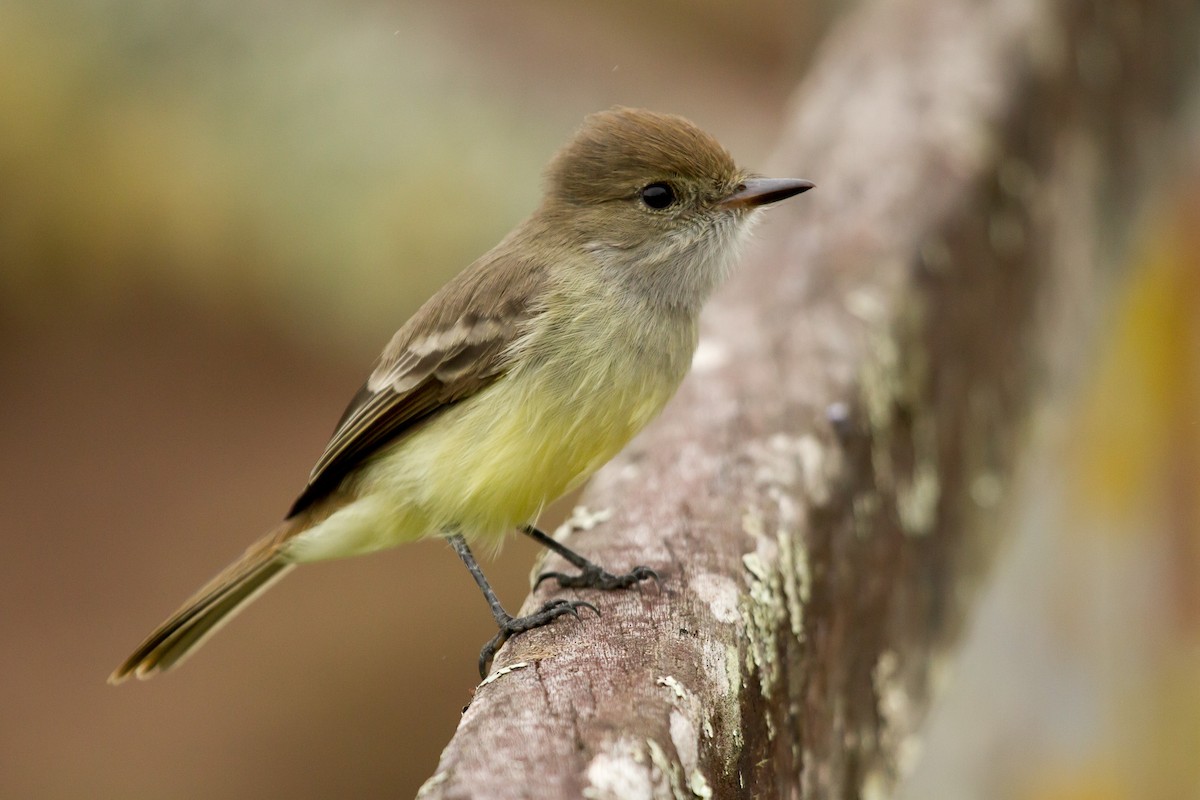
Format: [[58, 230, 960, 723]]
[[419, 0, 1200, 797]]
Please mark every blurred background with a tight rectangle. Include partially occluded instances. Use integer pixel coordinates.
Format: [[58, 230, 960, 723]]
[[0, 1, 1196, 798]]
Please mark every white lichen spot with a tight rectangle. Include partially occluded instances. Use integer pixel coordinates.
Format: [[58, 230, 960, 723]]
[[777, 518, 811, 642], [873, 652, 936, 782], [874, 651, 903, 717], [874, 650, 898, 692], [583, 738, 652, 800], [657, 675, 688, 701], [741, 506, 779, 565], [741, 551, 768, 582], [970, 472, 1003, 508], [688, 769, 714, 799], [691, 572, 741, 624], [879, 676, 912, 727], [741, 504, 766, 540], [772, 500, 808, 642], [896, 461, 940, 536], [724, 645, 742, 698], [691, 338, 728, 372], [478, 660, 528, 687], [646, 738, 686, 798], [553, 506, 614, 540], [795, 434, 833, 506], [846, 287, 887, 323], [583, 745, 654, 800], [740, 548, 784, 696], [860, 767, 891, 800], [775, 488, 800, 527], [614, 463, 643, 484], [873, 648, 923, 781], [861, 334, 901, 434], [852, 491, 881, 538]]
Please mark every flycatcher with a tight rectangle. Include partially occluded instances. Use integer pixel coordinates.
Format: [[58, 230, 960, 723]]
[[110, 107, 812, 682]]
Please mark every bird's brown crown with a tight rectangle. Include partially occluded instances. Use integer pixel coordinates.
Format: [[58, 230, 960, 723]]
[[545, 107, 741, 206]]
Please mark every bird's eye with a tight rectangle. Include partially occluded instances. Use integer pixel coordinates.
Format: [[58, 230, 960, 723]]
[[640, 182, 676, 209]]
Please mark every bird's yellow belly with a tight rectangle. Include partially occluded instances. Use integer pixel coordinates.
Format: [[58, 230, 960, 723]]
[[412, 369, 673, 532], [286, 355, 684, 562]]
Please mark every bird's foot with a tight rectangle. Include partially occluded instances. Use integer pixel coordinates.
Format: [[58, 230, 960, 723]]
[[478, 598, 599, 678], [534, 563, 660, 592]]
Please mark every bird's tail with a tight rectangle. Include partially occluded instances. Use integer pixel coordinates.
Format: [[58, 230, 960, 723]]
[[109, 522, 299, 684]]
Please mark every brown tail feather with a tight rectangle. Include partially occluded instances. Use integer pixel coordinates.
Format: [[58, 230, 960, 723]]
[[109, 524, 298, 683]]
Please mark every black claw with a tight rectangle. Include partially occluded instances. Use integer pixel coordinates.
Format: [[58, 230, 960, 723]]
[[576, 600, 601, 617], [629, 566, 663, 590], [532, 571, 565, 591], [478, 633, 506, 678]]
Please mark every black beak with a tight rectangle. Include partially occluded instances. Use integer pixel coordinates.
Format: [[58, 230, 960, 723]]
[[718, 178, 814, 209]]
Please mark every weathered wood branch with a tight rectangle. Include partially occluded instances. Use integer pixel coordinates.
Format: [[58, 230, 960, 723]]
[[419, 0, 1200, 797]]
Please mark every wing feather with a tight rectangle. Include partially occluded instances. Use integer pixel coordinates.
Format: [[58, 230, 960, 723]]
[[287, 254, 547, 517]]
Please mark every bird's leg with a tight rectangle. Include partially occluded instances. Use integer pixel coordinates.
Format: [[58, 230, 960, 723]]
[[522, 525, 661, 592], [447, 533, 598, 678]]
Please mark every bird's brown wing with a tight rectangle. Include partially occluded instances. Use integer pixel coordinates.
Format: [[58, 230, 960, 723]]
[[287, 254, 547, 517]]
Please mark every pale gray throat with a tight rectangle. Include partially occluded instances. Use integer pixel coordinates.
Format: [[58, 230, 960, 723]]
[[585, 211, 756, 315]]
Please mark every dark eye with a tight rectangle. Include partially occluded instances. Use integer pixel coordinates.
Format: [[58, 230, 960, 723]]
[[640, 182, 676, 209]]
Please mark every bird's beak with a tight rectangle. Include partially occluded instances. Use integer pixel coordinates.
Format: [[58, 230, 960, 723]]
[[718, 178, 814, 209]]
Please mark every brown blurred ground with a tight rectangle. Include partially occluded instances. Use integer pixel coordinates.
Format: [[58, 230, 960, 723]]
[[0, 303, 548, 798]]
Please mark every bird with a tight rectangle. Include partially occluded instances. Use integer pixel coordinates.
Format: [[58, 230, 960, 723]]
[[109, 106, 813, 683]]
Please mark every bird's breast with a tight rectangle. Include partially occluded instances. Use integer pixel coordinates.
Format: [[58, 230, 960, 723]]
[[352, 300, 697, 543]]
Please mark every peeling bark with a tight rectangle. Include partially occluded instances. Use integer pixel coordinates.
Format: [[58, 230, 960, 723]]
[[419, 0, 1200, 797]]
